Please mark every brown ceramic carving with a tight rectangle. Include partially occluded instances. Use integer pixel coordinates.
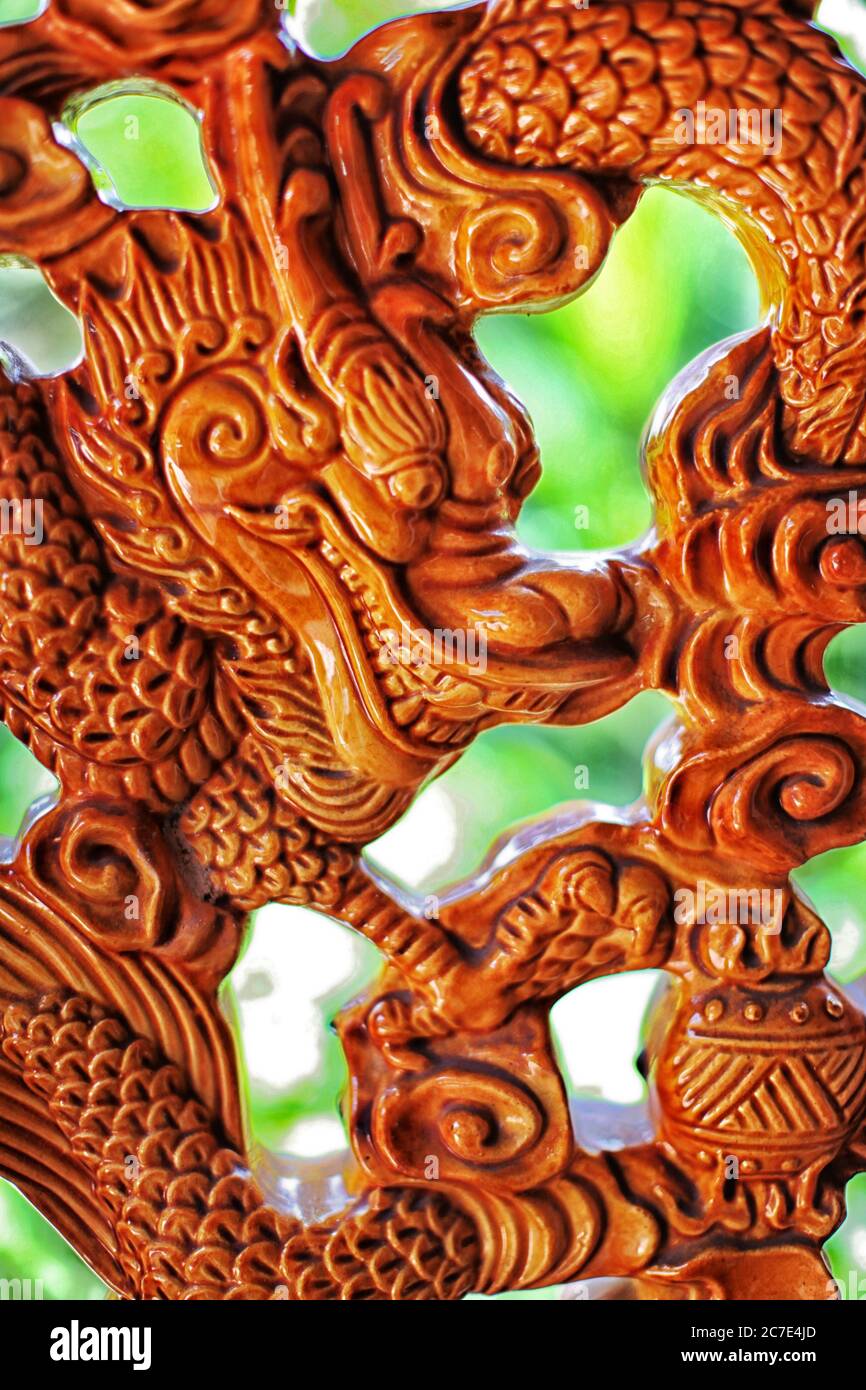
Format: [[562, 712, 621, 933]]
[[0, 0, 865, 1300]]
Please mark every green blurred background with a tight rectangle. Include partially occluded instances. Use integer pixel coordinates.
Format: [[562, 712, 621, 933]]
[[1, 0, 865, 1301]]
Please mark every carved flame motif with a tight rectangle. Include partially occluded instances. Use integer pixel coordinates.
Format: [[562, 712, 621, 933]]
[[0, 0, 864, 1300]]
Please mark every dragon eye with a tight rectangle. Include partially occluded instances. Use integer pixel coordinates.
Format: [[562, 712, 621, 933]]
[[387, 461, 445, 510]]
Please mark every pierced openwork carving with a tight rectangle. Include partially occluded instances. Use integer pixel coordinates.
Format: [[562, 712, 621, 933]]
[[1, 0, 865, 1300]]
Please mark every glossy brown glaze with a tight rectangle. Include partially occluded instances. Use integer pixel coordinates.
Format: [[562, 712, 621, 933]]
[[0, 0, 864, 1299]]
